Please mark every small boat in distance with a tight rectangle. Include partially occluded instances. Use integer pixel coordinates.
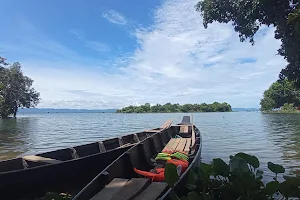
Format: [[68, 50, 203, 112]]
[[0, 120, 173, 200], [73, 116, 202, 200]]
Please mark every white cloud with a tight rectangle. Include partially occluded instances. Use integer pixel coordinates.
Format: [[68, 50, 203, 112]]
[[102, 10, 127, 25], [3, 0, 287, 109]]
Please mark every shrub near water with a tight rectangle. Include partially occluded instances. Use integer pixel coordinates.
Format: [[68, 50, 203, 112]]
[[165, 152, 300, 200]]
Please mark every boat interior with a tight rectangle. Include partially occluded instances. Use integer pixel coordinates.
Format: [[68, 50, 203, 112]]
[[74, 118, 201, 200]]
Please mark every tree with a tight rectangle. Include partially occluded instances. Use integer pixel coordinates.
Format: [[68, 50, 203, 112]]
[[260, 79, 300, 111], [0, 60, 40, 118], [196, 0, 300, 86], [116, 102, 232, 113]]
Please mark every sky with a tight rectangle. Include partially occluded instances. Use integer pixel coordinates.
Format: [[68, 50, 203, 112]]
[[0, 0, 287, 109]]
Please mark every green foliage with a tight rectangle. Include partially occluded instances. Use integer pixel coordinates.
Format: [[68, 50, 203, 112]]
[[268, 162, 285, 175], [260, 79, 300, 111], [196, 0, 300, 87], [116, 102, 232, 113], [165, 163, 180, 188], [166, 152, 300, 199], [0, 58, 40, 118]]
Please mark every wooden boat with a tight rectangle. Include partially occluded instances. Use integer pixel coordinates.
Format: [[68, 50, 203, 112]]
[[0, 120, 173, 200], [73, 116, 202, 200]]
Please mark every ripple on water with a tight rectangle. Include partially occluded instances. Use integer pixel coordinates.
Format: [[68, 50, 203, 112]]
[[1, 112, 300, 179]]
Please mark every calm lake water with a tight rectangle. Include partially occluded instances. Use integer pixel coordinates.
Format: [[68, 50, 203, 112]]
[[1, 112, 300, 179]]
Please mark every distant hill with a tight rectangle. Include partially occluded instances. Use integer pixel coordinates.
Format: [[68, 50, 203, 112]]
[[18, 108, 117, 113], [232, 108, 259, 112]]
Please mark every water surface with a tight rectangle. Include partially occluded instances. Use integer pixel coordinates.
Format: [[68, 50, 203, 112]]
[[1, 112, 300, 179]]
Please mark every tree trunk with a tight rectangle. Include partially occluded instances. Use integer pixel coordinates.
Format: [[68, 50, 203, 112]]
[[13, 101, 18, 118]]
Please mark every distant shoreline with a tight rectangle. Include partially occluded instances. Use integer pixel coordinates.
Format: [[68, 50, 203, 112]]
[[16, 107, 259, 114]]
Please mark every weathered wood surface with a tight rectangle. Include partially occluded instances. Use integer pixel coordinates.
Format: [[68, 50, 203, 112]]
[[169, 138, 180, 153], [22, 155, 62, 164], [133, 182, 168, 200], [183, 138, 191, 154], [161, 119, 173, 129], [110, 178, 150, 200], [162, 138, 176, 153], [175, 138, 187, 153], [90, 178, 129, 200], [179, 125, 189, 134], [145, 119, 173, 132]]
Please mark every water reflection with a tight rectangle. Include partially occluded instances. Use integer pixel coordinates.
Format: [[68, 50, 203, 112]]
[[0, 112, 300, 179], [261, 114, 300, 175], [0, 118, 27, 159]]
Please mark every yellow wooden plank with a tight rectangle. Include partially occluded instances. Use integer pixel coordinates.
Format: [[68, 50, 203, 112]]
[[183, 138, 191, 154], [162, 138, 176, 153], [169, 139, 181, 154], [161, 119, 173, 129], [175, 138, 186, 153], [179, 125, 188, 134]]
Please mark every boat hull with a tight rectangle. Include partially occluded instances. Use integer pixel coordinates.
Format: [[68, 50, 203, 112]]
[[0, 146, 131, 200], [73, 117, 202, 200]]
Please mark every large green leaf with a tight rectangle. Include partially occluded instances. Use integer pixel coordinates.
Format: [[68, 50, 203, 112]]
[[264, 181, 280, 195], [199, 162, 213, 182], [267, 162, 285, 174], [212, 158, 229, 177], [235, 152, 259, 168], [165, 163, 179, 188], [187, 168, 199, 186], [229, 156, 249, 173], [279, 178, 300, 198]]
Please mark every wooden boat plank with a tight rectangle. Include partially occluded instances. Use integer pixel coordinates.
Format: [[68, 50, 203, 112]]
[[110, 178, 151, 200], [191, 126, 195, 149], [161, 119, 173, 129], [169, 138, 181, 153], [183, 138, 191, 154], [175, 138, 187, 153], [145, 129, 162, 133], [23, 155, 62, 164], [145, 119, 173, 132], [90, 178, 129, 200], [162, 138, 176, 153], [133, 182, 168, 200], [179, 125, 188, 134]]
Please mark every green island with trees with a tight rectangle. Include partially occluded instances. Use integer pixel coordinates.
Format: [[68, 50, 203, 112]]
[[0, 57, 40, 118], [116, 102, 232, 113]]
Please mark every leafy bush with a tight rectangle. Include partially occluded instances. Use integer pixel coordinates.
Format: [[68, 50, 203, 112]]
[[165, 152, 300, 200]]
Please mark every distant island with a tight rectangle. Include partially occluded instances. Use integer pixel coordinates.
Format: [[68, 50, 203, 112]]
[[116, 102, 232, 113]]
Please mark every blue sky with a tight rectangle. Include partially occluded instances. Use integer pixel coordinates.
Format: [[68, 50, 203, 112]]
[[0, 0, 286, 109]]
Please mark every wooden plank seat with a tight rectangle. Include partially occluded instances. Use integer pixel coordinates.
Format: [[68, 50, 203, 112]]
[[92, 178, 167, 200], [90, 178, 129, 200], [109, 178, 150, 200], [161, 138, 176, 153], [23, 155, 62, 164], [162, 138, 191, 154], [179, 125, 189, 134], [133, 182, 168, 200]]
